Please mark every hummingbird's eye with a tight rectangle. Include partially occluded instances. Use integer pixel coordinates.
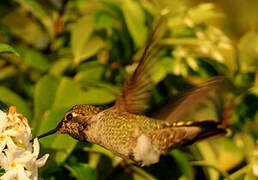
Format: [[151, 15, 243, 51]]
[[66, 113, 73, 120]]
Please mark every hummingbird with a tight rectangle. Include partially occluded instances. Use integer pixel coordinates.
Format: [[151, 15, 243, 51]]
[[36, 18, 227, 166]]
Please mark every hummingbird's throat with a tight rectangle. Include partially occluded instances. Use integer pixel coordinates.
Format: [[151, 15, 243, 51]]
[[57, 121, 88, 141]]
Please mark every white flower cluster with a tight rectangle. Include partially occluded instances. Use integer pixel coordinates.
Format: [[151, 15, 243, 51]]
[[196, 26, 233, 62], [0, 107, 49, 180]]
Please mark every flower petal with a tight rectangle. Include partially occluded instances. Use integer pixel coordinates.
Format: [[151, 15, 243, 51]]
[[0, 169, 17, 180], [0, 139, 7, 152], [3, 129, 20, 137], [0, 111, 8, 132], [17, 165, 30, 180], [32, 138, 40, 157], [5, 137, 17, 151], [30, 169, 38, 180], [0, 152, 9, 170], [15, 151, 34, 165], [35, 154, 49, 167]]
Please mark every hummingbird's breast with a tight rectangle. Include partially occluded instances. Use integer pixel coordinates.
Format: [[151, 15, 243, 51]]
[[87, 108, 161, 165]]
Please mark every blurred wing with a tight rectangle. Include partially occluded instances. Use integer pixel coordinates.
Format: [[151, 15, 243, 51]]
[[114, 17, 166, 114], [151, 76, 226, 122]]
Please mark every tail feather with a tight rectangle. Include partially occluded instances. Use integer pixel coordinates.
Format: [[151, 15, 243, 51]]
[[183, 121, 227, 146], [151, 120, 227, 153]]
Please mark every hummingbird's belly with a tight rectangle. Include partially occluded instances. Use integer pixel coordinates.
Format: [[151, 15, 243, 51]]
[[132, 134, 160, 166]]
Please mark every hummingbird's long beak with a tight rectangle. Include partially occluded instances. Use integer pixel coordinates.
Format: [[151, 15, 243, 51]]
[[37, 128, 58, 139], [30, 128, 58, 142], [30, 119, 65, 142]]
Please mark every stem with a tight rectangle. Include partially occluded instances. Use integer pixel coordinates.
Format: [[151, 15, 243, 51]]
[[228, 165, 250, 179], [131, 165, 157, 180], [83, 147, 113, 159], [160, 38, 204, 46], [191, 161, 230, 179]]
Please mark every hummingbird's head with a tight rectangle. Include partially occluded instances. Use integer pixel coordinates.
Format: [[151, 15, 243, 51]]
[[56, 105, 102, 141], [36, 104, 102, 142]]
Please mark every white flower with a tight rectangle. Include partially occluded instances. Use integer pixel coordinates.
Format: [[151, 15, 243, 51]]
[[0, 112, 8, 152], [0, 107, 49, 180], [0, 137, 31, 180], [0, 111, 8, 132], [195, 27, 233, 63]]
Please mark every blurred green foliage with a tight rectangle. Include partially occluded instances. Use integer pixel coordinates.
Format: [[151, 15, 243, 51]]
[[0, 0, 257, 179]]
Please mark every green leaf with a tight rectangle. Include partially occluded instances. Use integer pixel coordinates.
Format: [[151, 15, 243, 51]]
[[80, 81, 120, 96], [14, 0, 54, 38], [94, 11, 113, 29], [229, 165, 251, 180], [0, 87, 31, 119], [32, 75, 61, 130], [0, 66, 17, 80], [238, 31, 258, 73], [211, 137, 244, 172], [18, 47, 50, 72], [191, 161, 229, 179], [64, 163, 97, 180], [131, 166, 157, 180], [15, 0, 48, 18], [0, 100, 9, 112], [51, 133, 78, 164], [234, 133, 256, 162], [75, 68, 104, 81], [88, 153, 101, 169], [49, 58, 72, 75], [140, 0, 158, 16], [78, 60, 104, 71], [0, 44, 19, 56], [0, 168, 5, 176], [34, 75, 116, 131], [83, 144, 114, 159], [121, 0, 148, 47], [151, 57, 174, 83], [188, 3, 223, 25], [170, 150, 194, 180], [197, 142, 219, 180], [82, 88, 116, 105], [244, 167, 257, 180], [52, 77, 84, 109], [37, 109, 64, 138], [161, 38, 203, 46], [1, 8, 49, 49], [72, 15, 105, 65], [75, 61, 105, 81], [167, 16, 194, 37], [53, 78, 116, 108]]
